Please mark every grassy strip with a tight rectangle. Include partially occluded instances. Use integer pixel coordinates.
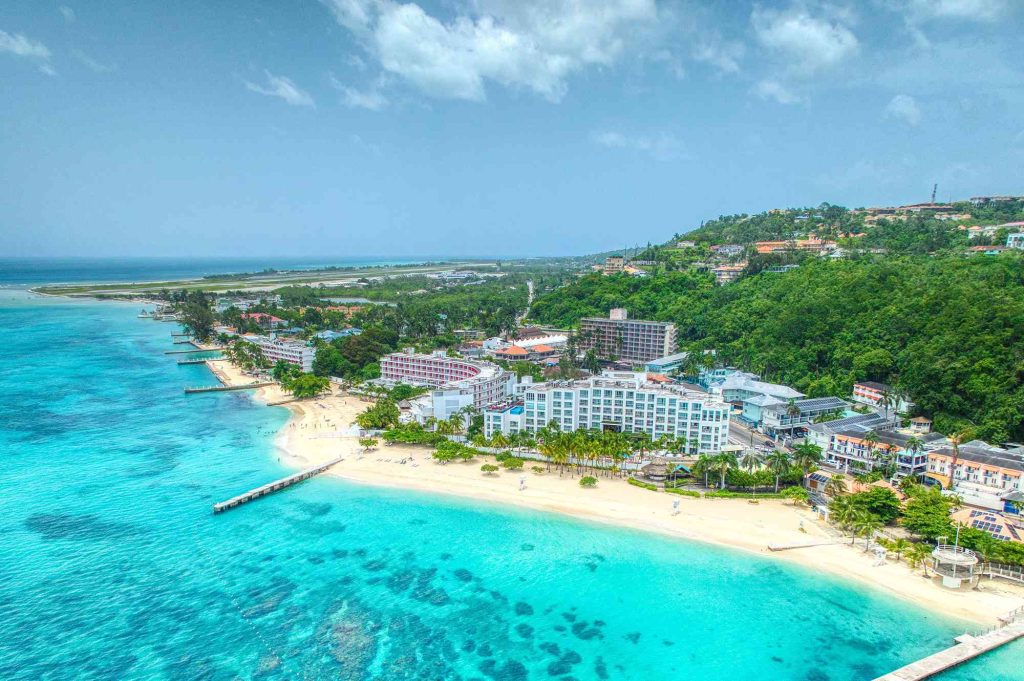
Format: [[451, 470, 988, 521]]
[[705, 490, 784, 499], [664, 488, 701, 498], [627, 477, 658, 491]]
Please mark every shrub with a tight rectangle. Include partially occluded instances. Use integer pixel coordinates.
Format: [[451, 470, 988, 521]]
[[579, 476, 598, 488], [627, 477, 658, 491], [665, 488, 701, 498], [705, 490, 784, 499]]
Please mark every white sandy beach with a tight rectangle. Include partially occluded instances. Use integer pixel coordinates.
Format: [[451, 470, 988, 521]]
[[210, 360, 1024, 627]]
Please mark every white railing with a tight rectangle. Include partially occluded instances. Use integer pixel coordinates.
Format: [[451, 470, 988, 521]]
[[935, 544, 977, 558]]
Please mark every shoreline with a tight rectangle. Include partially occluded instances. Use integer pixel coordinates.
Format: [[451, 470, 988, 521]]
[[210, 359, 1024, 628]]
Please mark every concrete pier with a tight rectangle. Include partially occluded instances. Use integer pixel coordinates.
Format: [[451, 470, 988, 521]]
[[874, 608, 1024, 680], [165, 348, 219, 355], [184, 382, 273, 394], [177, 357, 225, 365], [212, 456, 344, 513]]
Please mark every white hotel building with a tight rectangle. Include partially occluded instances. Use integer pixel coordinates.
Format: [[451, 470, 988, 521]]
[[380, 350, 516, 421], [247, 335, 316, 372], [485, 372, 731, 454]]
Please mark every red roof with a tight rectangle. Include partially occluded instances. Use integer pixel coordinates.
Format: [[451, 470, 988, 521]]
[[241, 312, 284, 323], [497, 345, 528, 356], [530, 344, 555, 353]]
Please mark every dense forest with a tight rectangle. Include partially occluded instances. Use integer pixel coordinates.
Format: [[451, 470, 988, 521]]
[[529, 254, 1024, 442], [669, 200, 1024, 255]]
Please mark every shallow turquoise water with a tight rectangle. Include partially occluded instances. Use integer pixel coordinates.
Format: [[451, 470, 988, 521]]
[[0, 290, 1018, 680]]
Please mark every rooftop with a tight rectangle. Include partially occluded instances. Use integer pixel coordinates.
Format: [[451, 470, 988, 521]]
[[854, 380, 892, 392], [930, 442, 1024, 472]]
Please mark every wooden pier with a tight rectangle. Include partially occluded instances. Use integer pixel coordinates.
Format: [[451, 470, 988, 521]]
[[874, 608, 1024, 680], [165, 348, 219, 355], [184, 382, 273, 394], [177, 357, 225, 365], [212, 456, 345, 513], [171, 333, 190, 338]]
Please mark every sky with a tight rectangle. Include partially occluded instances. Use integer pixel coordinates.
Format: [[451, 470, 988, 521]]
[[1, 1, 1022, 258]]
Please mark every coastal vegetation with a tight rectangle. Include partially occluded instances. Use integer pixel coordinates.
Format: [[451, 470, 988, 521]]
[[530, 254, 1024, 440]]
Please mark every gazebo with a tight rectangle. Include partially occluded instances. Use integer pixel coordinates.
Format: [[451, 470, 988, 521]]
[[931, 544, 979, 590]]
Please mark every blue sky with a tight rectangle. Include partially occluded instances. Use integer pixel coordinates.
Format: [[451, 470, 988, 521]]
[[1, 1, 1021, 258]]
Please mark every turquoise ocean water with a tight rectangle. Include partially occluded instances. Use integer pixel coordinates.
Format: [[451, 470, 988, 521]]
[[0, 289, 1021, 680]]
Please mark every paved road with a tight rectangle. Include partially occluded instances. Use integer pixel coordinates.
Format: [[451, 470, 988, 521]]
[[727, 417, 792, 452]]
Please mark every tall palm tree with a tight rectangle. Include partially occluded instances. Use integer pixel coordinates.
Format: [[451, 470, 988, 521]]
[[713, 452, 738, 489], [863, 430, 880, 468], [889, 537, 910, 563], [792, 442, 823, 478], [828, 496, 861, 544], [739, 450, 764, 495], [824, 475, 848, 499], [765, 449, 792, 493], [855, 515, 882, 551], [907, 542, 933, 576], [694, 453, 714, 488]]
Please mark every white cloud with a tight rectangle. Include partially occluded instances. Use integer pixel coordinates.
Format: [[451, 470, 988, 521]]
[[751, 5, 859, 76], [59, 5, 76, 23], [330, 74, 389, 110], [591, 130, 687, 161], [884, 94, 922, 126], [900, 0, 1009, 22], [692, 36, 744, 74], [752, 79, 800, 104], [245, 71, 315, 107], [322, 0, 658, 102], [0, 29, 55, 76], [0, 30, 51, 59], [72, 49, 115, 73]]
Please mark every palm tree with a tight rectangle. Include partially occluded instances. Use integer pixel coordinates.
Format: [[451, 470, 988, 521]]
[[889, 537, 911, 562], [713, 452, 738, 489], [739, 450, 764, 495], [863, 430, 880, 467], [792, 442, 823, 478], [824, 475, 848, 499], [855, 515, 883, 551], [907, 542, 933, 576], [694, 453, 714, 488], [765, 449, 792, 493], [828, 497, 861, 544]]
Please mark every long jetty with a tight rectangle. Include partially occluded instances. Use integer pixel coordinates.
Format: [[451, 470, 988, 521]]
[[873, 608, 1024, 680], [184, 382, 273, 394], [165, 348, 218, 355], [212, 456, 345, 513], [177, 357, 225, 366]]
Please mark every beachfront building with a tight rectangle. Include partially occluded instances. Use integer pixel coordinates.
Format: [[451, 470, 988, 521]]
[[926, 441, 1024, 513], [851, 381, 913, 414], [249, 335, 315, 372], [483, 399, 525, 438], [579, 309, 677, 365], [484, 371, 731, 454], [824, 428, 944, 480], [760, 396, 850, 437], [805, 412, 891, 451], [380, 350, 515, 422]]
